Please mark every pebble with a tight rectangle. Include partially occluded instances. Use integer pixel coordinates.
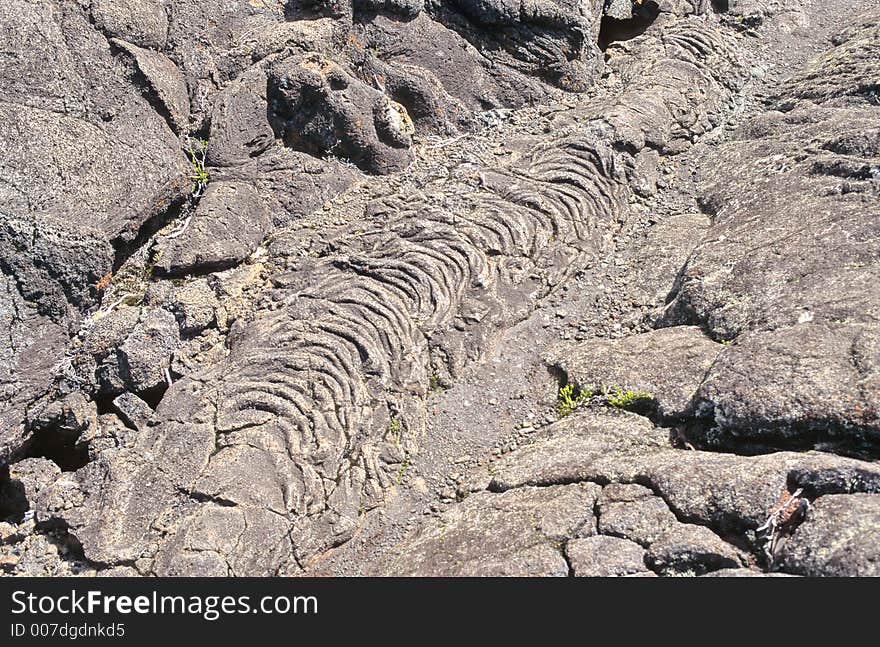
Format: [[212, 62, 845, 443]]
[[438, 486, 456, 500], [0, 522, 17, 543]]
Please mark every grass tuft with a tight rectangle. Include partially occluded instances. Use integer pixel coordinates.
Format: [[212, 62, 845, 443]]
[[556, 383, 593, 418]]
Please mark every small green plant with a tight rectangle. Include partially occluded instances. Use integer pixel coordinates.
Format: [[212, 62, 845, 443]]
[[396, 454, 410, 485], [142, 247, 163, 281], [429, 374, 445, 393], [556, 383, 593, 418], [604, 386, 653, 409], [186, 137, 209, 199], [387, 417, 403, 446]]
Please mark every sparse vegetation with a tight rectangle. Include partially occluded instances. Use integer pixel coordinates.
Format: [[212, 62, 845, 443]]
[[604, 385, 653, 409], [90, 245, 160, 321], [185, 137, 209, 199], [396, 454, 410, 485], [429, 374, 445, 393], [556, 383, 593, 418]]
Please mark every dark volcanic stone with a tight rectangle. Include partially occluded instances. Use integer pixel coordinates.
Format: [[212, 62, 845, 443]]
[[566, 535, 650, 577], [778, 494, 880, 577], [154, 182, 271, 276]]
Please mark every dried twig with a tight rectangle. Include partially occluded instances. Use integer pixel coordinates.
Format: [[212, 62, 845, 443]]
[[757, 487, 808, 559], [105, 293, 135, 314], [166, 214, 193, 239]]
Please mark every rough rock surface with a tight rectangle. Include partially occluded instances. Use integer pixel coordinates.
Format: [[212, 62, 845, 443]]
[[380, 483, 600, 576], [566, 535, 650, 577], [268, 53, 416, 174], [778, 494, 880, 576], [367, 407, 879, 575], [154, 181, 271, 276], [2, 0, 879, 577]]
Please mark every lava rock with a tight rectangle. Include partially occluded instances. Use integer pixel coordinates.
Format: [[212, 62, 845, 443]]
[[167, 279, 219, 336], [268, 52, 414, 174], [778, 493, 880, 576], [379, 483, 601, 576], [565, 535, 650, 577], [154, 181, 271, 276], [91, 0, 169, 50], [207, 67, 275, 166], [111, 393, 155, 432], [646, 524, 744, 575], [118, 308, 181, 392], [597, 483, 680, 546], [112, 39, 190, 134]]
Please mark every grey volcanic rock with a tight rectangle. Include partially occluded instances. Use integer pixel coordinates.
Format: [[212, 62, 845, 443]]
[[36, 15, 748, 575], [659, 13, 880, 453], [118, 308, 181, 393], [213, 147, 361, 228], [111, 393, 155, 433], [76, 414, 139, 461], [159, 1, 286, 124], [645, 524, 744, 575], [112, 39, 191, 134], [427, 0, 606, 93], [474, 410, 669, 491], [0, 1, 188, 464], [206, 67, 275, 167], [455, 409, 880, 570], [154, 182, 271, 276], [0, 214, 115, 323], [565, 536, 650, 577], [0, 0, 189, 283], [381, 483, 601, 576], [628, 213, 711, 305], [1, 0, 879, 580], [91, 0, 169, 50], [694, 324, 880, 452], [78, 306, 143, 395], [8, 459, 62, 507], [165, 279, 219, 336], [0, 272, 67, 461], [597, 483, 680, 546], [268, 53, 415, 174]]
